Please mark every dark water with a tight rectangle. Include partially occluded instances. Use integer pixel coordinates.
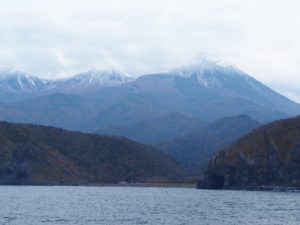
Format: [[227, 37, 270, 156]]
[[0, 186, 299, 225]]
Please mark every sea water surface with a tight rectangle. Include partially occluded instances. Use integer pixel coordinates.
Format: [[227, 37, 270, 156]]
[[0, 186, 299, 225]]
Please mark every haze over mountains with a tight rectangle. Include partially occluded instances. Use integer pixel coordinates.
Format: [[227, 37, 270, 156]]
[[0, 53, 299, 133]]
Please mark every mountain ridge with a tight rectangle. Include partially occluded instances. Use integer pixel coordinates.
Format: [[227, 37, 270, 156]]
[[0, 67, 135, 103]]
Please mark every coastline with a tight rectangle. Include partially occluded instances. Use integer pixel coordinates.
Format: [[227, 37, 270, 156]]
[[0, 180, 198, 188]]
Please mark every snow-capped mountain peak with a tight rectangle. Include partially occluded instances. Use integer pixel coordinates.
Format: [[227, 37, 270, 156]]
[[0, 68, 48, 92], [170, 52, 247, 87], [70, 67, 134, 87], [74, 68, 132, 84], [188, 52, 236, 68], [172, 52, 241, 76], [48, 67, 135, 94], [0, 68, 32, 80]]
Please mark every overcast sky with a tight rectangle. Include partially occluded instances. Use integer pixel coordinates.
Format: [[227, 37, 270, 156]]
[[0, 0, 300, 102]]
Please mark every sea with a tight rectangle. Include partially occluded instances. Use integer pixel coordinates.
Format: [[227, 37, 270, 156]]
[[0, 186, 299, 225]]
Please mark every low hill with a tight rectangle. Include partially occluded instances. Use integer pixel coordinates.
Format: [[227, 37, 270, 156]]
[[197, 115, 300, 190], [0, 122, 185, 185]]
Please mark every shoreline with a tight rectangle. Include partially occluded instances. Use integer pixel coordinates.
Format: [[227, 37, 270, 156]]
[[86, 182, 197, 188], [0, 180, 198, 188], [1, 183, 299, 191]]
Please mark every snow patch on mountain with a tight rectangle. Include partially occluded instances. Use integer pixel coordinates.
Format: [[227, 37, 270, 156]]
[[170, 52, 248, 88], [0, 68, 48, 92], [172, 52, 242, 76], [188, 52, 236, 68], [64, 67, 134, 88], [74, 68, 133, 85], [0, 66, 135, 95]]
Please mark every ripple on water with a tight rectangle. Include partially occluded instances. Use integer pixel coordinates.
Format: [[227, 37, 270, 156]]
[[0, 186, 299, 225]]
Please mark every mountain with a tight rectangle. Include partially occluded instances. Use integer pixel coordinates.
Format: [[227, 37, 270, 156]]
[[0, 67, 134, 103], [0, 121, 185, 185], [0, 68, 48, 103], [0, 68, 138, 131], [158, 115, 261, 175], [197, 115, 300, 190], [170, 53, 300, 120], [49, 68, 134, 95], [97, 112, 206, 144], [87, 53, 300, 124]]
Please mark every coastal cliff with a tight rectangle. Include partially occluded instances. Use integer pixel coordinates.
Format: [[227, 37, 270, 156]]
[[198, 116, 300, 190]]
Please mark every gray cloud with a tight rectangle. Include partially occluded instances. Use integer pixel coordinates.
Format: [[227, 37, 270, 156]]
[[0, 0, 299, 102]]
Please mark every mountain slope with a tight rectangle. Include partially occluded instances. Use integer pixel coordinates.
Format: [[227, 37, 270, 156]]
[[97, 112, 206, 144], [172, 52, 299, 116], [158, 115, 261, 175], [197, 115, 300, 190], [0, 121, 185, 185], [0, 92, 97, 130], [0, 91, 164, 132]]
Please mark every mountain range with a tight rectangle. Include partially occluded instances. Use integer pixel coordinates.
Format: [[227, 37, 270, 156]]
[[0, 53, 299, 133], [0, 67, 133, 103]]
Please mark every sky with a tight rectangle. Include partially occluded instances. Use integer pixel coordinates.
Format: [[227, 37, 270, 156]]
[[0, 0, 300, 102]]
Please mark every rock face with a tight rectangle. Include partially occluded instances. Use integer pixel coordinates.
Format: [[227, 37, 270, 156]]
[[0, 122, 185, 185], [197, 115, 300, 190]]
